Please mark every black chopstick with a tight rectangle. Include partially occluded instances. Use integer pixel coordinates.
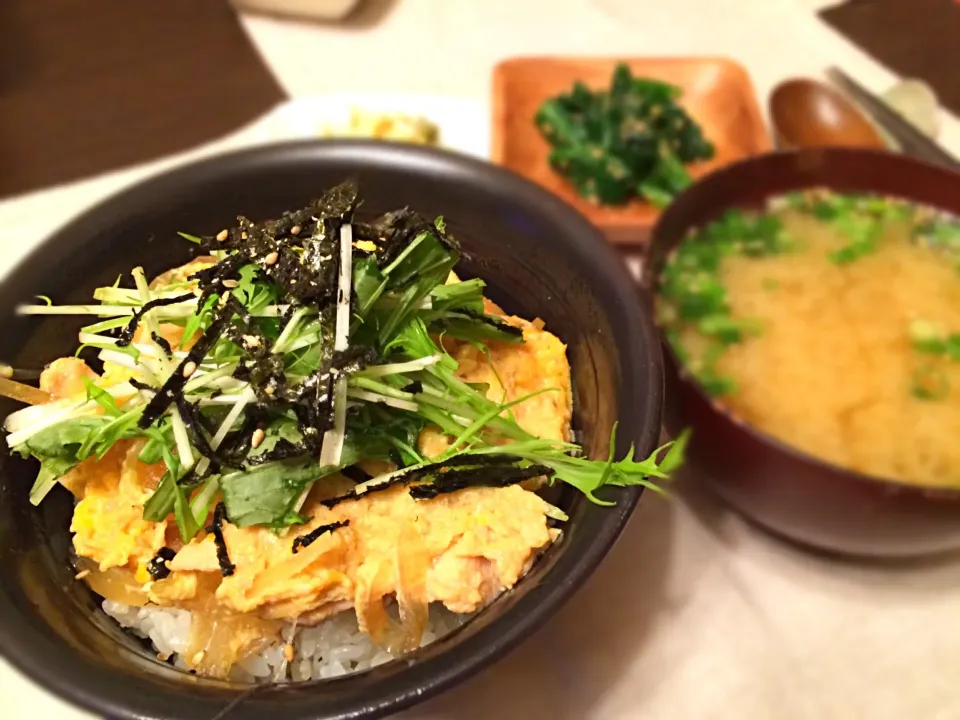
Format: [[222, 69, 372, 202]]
[[0, 365, 42, 382], [826, 67, 959, 170]]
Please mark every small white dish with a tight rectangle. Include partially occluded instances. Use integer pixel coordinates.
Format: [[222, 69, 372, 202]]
[[259, 94, 491, 159]]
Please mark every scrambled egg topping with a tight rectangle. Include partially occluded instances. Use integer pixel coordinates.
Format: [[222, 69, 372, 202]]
[[43, 273, 573, 677], [71, 444, 167, 571]]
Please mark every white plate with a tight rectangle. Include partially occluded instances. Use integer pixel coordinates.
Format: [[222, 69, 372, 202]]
[[259, 94, 491, 159]]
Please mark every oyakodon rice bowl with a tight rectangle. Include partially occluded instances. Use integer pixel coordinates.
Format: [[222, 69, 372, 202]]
[[5, 180, 685, 683]]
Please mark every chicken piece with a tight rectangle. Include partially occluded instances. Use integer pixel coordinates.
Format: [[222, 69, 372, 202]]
[[416, 485, 556, 612], [114, 256, 219, 353], [168, 535, 220, 573], [454, 314, 572, 442], [133, 256, 215, 352], [38, 258, 214, 397], [40, 354, 141, 405], [420, 311, 573, 458], [178, 574, 284, 678], [167, 483, 556, 631], [132, 320, 194, 353], [149, 255, 217, 289], [148, 571, 200, 605], [184, 609, 282, 678], [39, 357, 98, 399], [77, 558, 149, 607], [63, 439, 166, 501], [71, 442, 169, 571], [171, 516, 354, 623]]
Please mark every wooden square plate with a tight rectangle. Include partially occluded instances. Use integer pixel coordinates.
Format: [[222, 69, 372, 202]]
[[492, 56, 772, 246]]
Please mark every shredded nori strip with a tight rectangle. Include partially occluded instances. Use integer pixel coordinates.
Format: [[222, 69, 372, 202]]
[[150, 332, 174, 357], [436, 309, 524, 340], [243, 437, 312, 466], [206, 503, 235, 577], [146, 546, 177, 580], [116, 294, 195, 347], [433, 453, 545, 467], [319, 454, 548, 508], [133, 186, 376, 469], [212, 404, 274, 466], [246, 346, 377, 465], [192, 181, 359, 307], [409, 464, 553, 500], [125, 184, 477, 531], [461, 309, 524, 338], [353, 208, 412, 245], [176, 466, 210, 488], [211, 296, 292, 404], [291, 519, 350, 554], [358, 208, 459, 269], [175, 396, 244, 470], [319, 473, 417, 508], [189, 254, 246, 295], [137, 314, 228, 429]]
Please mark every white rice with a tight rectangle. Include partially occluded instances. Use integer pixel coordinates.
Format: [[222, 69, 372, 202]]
[[102, 599, 465, 682]]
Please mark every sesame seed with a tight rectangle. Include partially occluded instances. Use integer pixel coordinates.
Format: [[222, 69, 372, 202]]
[[251, 428, 265, 449], [74, 569, 91, 580], [182, 361, 197, 378], [192, 651, 205, 666], [241, 232, 248, 240], [216, 229, 229, 242], [283, 643, 295, 663], [265, 385, 275, 396], [290, 225, 301, 235], [264, 251, 279, 265], [219, 291, 231, 307], [221, 279, 238, 289]]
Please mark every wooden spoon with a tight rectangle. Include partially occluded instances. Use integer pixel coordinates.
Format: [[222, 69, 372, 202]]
[[769, 78, 886, 150]]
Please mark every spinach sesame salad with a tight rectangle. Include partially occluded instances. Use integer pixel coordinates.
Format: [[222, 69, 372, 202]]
[[656, 188, 960, 400], [6, 180, 688, 545], [535, 63, 714, 208]]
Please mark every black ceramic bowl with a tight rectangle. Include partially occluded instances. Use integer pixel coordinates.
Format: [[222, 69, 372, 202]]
[[646, 147, 960, 558], [0, 141, 663, 719]]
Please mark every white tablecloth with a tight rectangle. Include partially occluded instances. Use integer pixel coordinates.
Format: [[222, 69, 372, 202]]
[[2, 2, 959, 718]]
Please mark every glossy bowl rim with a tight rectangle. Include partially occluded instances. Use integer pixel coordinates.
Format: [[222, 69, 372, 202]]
[[649, 146, 960, 502], [0, 139, 665, 719]]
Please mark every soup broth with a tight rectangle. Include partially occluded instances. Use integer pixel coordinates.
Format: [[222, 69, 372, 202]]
[[657, 190, 960, 487]]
